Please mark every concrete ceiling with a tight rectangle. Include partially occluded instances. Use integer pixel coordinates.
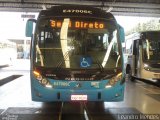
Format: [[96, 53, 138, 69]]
[[0, 0, 160, 17]]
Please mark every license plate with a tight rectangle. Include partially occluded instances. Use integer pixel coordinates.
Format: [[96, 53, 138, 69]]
[[71, 95, 87, 101]]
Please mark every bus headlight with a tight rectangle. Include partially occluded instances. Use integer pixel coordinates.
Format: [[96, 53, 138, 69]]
[[105, 72, 122, 88], [41, 78, 48, 84], [144, 64, 150, 71], [33, 70, 52, 88]]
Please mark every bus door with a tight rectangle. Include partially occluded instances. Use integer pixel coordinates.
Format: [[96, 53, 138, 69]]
[[132, 39, 140, 77]]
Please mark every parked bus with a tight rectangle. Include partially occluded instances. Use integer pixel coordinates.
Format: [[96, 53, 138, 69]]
[[25, 5, 125, 102], [125, 31, 160, 82], [0, 39, 17, 67]]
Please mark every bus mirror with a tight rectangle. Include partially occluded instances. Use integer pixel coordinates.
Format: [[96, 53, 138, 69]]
[[118, 25, 125, 43], [25, 19, 36, 37]]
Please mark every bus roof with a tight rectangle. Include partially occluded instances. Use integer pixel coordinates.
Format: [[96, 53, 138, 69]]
[[38, 5, 116, 20]]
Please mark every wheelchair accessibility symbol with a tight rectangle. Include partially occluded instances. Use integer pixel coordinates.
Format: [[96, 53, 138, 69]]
[[80, 57, 92, 68]]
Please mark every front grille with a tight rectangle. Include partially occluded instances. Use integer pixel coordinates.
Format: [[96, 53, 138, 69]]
[[65, 77, 94, 81]]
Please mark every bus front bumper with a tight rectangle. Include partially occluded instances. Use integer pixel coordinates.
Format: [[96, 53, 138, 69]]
[[31, 81, 125, 102]]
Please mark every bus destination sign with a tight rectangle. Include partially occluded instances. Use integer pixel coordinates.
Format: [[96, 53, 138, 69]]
[[50, 20, 105, 29]]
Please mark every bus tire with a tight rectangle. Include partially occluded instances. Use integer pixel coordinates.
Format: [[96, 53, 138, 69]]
[[130, 76, 135, 82], [126, 65, 135, 82], [157, 80, 160, 85], [129, 70, 135, 82]]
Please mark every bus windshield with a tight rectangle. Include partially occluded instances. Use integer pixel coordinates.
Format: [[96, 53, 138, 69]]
[[34, 17, 121, 70], [142, 32, 160, 62]]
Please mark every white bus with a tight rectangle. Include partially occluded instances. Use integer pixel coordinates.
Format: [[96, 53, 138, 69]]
[[0, 39, 17, 67], [125, 31, 160, 83]]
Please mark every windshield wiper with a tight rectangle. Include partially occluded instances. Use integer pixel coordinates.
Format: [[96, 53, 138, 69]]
[[95, 57, 104, 72]]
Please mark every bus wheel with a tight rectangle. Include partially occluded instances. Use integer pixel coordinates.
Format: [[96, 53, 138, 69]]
[[157, 80, 160, 85], [126, 66, 135, 82], [128, 70, 135, 82]]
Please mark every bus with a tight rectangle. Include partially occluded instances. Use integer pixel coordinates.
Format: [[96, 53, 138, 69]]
[[25, 5, 125, 102], [0, 39, 17, 67], [125, 31, 160, 82]]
